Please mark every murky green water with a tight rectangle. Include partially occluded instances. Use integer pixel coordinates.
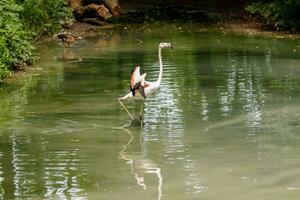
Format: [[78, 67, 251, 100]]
[[1, 23, 300, 199]]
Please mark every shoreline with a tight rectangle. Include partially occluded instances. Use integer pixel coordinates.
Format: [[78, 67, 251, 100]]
[[1, 18, 299, 84], [219, 18, 300, 39]]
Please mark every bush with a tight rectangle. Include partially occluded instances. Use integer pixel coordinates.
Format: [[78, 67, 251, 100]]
[[0, 63, 11, 81], [0, 0, 73, 81], [246, 0, 300, 31], [19, 0, 73, 36], [0, 0, 33, 78]]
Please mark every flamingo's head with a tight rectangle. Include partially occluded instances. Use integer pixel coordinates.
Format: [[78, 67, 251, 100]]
[[159, 42, 172, 49]]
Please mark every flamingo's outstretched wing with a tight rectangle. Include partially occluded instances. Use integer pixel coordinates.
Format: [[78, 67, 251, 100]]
[[130, 72, 147, 98], [130, 66, 141, 92], [138, 73, 147, 98]]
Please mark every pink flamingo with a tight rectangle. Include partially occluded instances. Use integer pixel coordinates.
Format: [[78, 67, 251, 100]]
[[118, 42, 172, 120]]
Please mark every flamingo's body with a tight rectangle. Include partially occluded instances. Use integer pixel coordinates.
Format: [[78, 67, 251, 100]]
[[119, 42, 172, 100], [118, 42, 172, 120]]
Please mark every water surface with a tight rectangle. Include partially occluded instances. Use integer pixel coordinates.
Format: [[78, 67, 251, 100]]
[[1, 23, 300, 199]]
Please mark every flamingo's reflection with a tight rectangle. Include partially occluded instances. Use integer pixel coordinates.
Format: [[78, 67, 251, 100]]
[[118, 123, 163, 200]]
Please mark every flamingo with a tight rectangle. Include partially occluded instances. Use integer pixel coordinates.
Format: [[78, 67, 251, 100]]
[[118, 42, 172, 120]]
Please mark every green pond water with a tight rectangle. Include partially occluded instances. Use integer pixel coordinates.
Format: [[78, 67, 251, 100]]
[[1, 23, 300, 200]]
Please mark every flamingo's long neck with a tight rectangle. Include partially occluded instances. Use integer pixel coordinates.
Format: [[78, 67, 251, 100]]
[[157, 46, 163, 86]]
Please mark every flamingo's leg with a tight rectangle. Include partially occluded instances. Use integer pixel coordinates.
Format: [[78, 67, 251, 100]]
[[139, 102, 144, 129], [118, 98, 134, 120], [122, 119, 133, 128], [139, 102, 144, 120]]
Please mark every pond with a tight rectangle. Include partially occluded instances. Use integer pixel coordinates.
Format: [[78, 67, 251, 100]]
[[0, 22, 300, 200]]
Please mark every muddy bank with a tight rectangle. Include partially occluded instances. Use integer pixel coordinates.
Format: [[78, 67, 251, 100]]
[[220, 19, 300, 39]]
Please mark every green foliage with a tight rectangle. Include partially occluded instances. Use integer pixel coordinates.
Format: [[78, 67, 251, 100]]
[[0, 0, 33, 80], [0, 63, 11, 81], [19, 0, 73, 36], [0, 0, 73, 81], [246, 0, 300, 31]]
